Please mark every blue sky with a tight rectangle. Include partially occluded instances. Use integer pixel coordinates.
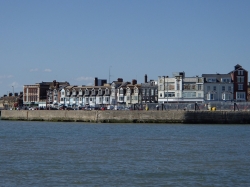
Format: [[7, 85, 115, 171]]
[[1, 0, 250, 96]]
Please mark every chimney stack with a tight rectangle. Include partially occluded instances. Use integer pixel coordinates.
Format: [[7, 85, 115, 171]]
[[117, 78, 123, 82], [132, 79, 137, 85], [144, 74, 148, 83], [94, 77, 98, 86]]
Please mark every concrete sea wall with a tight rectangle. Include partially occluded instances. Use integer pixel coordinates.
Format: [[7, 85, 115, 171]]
[[1, 110, 250, 124]]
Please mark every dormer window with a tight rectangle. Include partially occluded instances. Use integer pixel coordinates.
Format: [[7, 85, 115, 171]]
[[67, 90, 70, 96], [207, 78, 216, 83], [105, 89, 109, 94], [221, 78, 230, 83], [72, 90, 76, 95], [85, 90, 89, 95], [91, 90, 95, 95], [79, 90, 82, 95], [61, 91, 65, 96], [98, 90, 102, 95]]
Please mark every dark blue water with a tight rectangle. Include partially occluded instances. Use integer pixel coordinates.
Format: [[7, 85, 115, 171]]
[[0, 121, 250, 186]]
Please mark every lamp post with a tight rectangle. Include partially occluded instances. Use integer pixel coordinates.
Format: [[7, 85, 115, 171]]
[[175, 76, 181, 110], [166, 76, 169, 108], [109, 66, 112, 84]]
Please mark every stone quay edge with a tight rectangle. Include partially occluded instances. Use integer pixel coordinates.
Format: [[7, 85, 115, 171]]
[[1, 110, 250, 124]]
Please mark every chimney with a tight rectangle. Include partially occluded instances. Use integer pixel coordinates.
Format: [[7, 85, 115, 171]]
[[53, 80, 56, 86], [8, 93, 13, 97], [94, 77, 98, 86], [144, 74, 148, 83], [132, 79, 137, 85], [235, 64, 241, 70], [56, 82, 59, 89], [117, 78, 123, 82]]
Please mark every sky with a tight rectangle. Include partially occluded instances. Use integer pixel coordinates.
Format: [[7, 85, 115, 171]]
[[1, 0, 250, 96]]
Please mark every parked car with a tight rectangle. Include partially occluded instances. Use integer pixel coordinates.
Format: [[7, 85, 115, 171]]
[[100, 107, 107, 110]]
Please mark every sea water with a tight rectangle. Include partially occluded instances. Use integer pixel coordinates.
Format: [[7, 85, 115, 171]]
[[0, 120, 250, 186]]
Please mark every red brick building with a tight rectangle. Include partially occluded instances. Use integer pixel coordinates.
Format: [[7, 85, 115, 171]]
[[230, 64, 248, 101]]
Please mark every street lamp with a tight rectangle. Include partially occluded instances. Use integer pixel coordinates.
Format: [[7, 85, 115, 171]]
[[175, 76, 181, 103], [175, 76, 181, 110], [109, 66, 112, 84], [166, 76, 169, 107], [12, 86, 14, 96]]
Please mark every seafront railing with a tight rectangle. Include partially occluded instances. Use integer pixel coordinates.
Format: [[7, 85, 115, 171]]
[[121, 102, 250, 111]]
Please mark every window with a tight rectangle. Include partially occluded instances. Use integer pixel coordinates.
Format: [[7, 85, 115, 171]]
[[90, 98, 92, 102], [207, 78, 216, 82], [127, 96, 130, 101], [164, 92, 175, 97], [60, 98, 64, 101], [207, 93, 215, 100], [198, 85, 202, 90], [207, 86, 210, 91], [236, 92, 245, 100], [177, 83, 180, 90], [105, 97, 109, 102], [79, 91, 82, 95], [62, 91, 65, 96], [79, 97, 82, 101], [160, 93, 163, 97], [222, 86, 225, 91], [213, 86, 216, 91], [222, 93, 231, 100], [86, 98, 89, 103], [238, 84, 243, 90], [237, 76, 244, 83], [238, 70, 243, 75], [142, 89, 145, 96], [151, 89, 154, 95], [228, 86, 231, 92], [105, 90, 109, 94], [198, 93, 201, 98], [222, 78, 230, 83], [159, 85, 163, 91], [119, 96, 123, 101], [99, 97, 102, 103], [182, 92, 196, 98], [146, 89, 149, 96]]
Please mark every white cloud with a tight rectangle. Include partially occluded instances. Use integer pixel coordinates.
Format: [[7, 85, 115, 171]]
[[44, 69, 52, 72], [0, 75, 13, 79], [10, 81, 19, 87], [86, 82, 93, 86], [76, 76, 94, 81], [30, 68, 39, 72]]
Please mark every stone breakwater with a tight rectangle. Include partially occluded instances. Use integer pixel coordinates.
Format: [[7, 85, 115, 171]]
[[1, 110, 250, 124]]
